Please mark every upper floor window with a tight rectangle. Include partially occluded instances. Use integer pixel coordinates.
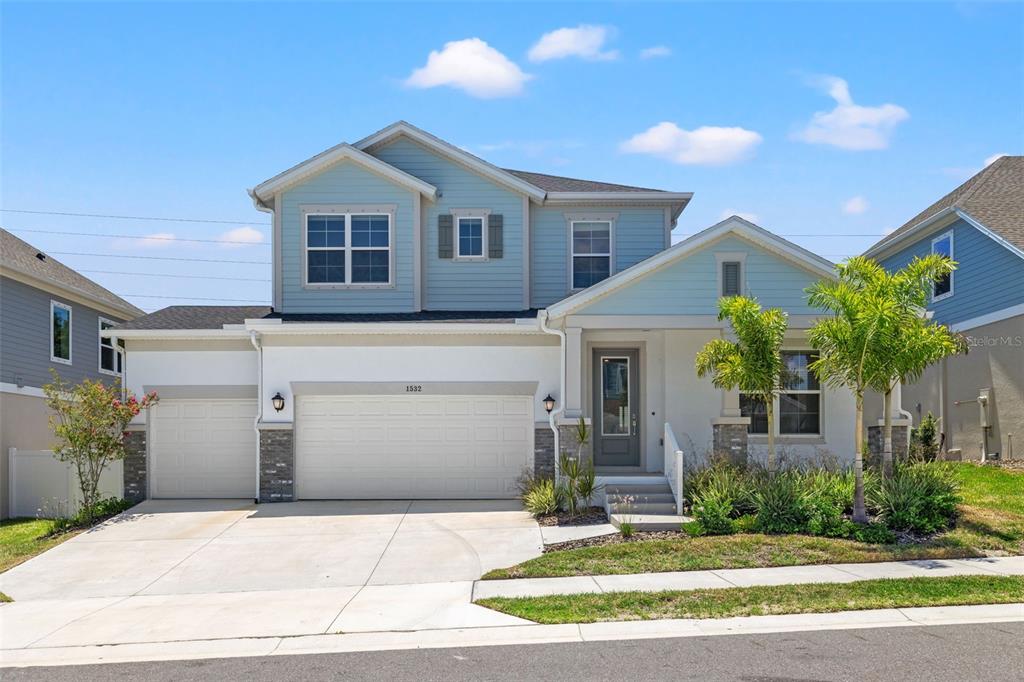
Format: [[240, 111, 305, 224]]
[[51, 300, 71, 365], [457, 217, 485, 258], [722, 261, 742, 297], [572, 221, 611, 289], [305, 213, 391, 286], [99, 318, 123, 375], [931, 230, 953, 301], [740, 351, 821, 436]]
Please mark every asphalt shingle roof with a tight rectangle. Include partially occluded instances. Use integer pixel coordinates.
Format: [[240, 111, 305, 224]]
[[114, 306, 274, 330], [501, 169, 666, 193], [1, 228, 144, 318], [869, 156, 1024, 253]]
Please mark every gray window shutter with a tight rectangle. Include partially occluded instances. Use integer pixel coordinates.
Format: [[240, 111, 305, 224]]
[[488, 214, 503, 259], [722, 261, 741, 296], [438, 214, 454, 259]]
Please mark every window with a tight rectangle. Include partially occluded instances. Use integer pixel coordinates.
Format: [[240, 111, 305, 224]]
[[722, 261, 742, 296], [305, 213, 390, 286], [99, 318, 123, 375], [931, 230, 953, 300], [51, 301, 71, 364], [457, 217, 485, 258], [571, 221, 611, 289], [740, 351, 821, 436]]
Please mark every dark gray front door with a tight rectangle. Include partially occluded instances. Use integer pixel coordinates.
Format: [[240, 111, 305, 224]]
[[592, 349, 641, 467]]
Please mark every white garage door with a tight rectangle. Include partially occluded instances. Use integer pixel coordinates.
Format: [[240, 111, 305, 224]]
[[295, 394, 533, 499], [150, 399, 257, 498]]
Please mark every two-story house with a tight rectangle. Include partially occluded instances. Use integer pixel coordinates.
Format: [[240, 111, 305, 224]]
[[864, 156, 1023, 461], [109, 121, 854, 510], [0, 228, 144, 518]]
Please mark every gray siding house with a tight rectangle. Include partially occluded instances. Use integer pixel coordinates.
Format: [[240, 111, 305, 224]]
[[0, 228, 143, 517]]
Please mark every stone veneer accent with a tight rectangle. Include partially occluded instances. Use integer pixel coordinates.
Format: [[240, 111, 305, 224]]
[[122, 428, 148, 504], [533, 427, 555, 479], [259, 426, 295, 503], [868, 425, 909, 462], [558, 421, 593, 468], [712, 422, 749, 466]]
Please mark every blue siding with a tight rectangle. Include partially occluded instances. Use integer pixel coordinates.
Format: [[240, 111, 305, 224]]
[[279, 161, 416, 313], [576, 235, 822, 316], [880, 218, 1024, 326], [370, 137, 525, 310], [531, 205, 667, 308]]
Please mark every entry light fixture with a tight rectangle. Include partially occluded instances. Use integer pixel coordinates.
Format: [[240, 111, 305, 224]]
[[543, 394, 556, 414], [271, 392, 286, 412]]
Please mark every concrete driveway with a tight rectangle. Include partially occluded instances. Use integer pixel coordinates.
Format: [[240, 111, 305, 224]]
[[0, 499, 543, 651]]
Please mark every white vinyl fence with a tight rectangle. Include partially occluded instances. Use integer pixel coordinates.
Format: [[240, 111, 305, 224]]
[[8, 448, 123, 519]]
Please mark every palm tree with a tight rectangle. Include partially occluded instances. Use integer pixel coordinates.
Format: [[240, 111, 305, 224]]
[[696, 296, 788, 471]]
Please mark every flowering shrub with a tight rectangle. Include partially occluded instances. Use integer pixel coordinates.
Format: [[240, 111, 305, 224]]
[[43, 370, 158, 523]]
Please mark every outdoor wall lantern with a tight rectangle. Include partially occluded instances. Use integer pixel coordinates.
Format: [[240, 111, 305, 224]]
[[543, 394, 556, 414], [271, 392, 286, 412]]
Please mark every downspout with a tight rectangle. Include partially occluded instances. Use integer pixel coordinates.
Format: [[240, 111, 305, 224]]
[[249, 330, 263, 503], [539, 309, 565, 481]]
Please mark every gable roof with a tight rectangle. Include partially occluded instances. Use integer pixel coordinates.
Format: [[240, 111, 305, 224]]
[[865, 156, 1024, 259], [249, 142, 438, 208], [546, 216, 836, 319], [501, 169, 664, 193], [0, 228, 144, 319]]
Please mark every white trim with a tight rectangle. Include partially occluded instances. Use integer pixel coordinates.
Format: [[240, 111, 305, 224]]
[[106, 320, 546, 340], [290, 381, 538, 396], [98, 317, 123, 376], [0, 265, 141, 320], [715, 251, 747, 298], [250, 143, 437, 204], [740, 350, 822, 437], [864, 207, 1024, 262], [0, 382, 47, 398], [50, 300, 72, 365], [353, 121, 546, 201], [564, 314, 824, 329], [547, 216, 837, 319], [950, 302, 1024, 332], [597, 355, 632, 437], [956, 209, 1024, 260], [300, 206, 395, 289], [568, 217, 615, 293], [931, 229, 954, 302], [546, 191, 692, 202], [452, 209, 490, 261]]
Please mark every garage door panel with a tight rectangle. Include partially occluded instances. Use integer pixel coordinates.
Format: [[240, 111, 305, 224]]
[[296, 394, 532, 499]]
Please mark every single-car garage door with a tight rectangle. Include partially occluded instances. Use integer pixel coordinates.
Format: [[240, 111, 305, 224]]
[[150, 399, 258, 498], [295, 394, 533, 499]]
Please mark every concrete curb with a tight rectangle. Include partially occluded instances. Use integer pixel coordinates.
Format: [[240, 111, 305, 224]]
[[2, 603, 1022, 668]]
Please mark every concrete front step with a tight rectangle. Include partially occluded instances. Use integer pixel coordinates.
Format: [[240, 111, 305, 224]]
[[608, 502, 679, 515], [610, 513, 692, 531], [603, 483, 673, 495], [606, 493, 676, 505]]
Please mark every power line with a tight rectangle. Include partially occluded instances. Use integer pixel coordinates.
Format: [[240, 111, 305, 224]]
[[47, 251, 270, 265], [11, 227, 269, 246], [79, 269, 271, 282], [121, 294, 270, 302], [2, 208, 268, 225]]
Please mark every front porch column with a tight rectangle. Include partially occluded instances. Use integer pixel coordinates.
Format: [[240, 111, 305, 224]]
[[721, 387, 742, 418], [564, 326, 583, 418], [710, 416, 750, 466]]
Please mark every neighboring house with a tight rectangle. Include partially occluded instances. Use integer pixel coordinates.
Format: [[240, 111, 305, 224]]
[[0, 228, 144, 518], [864, 156, 1024, 461], [109, 121, 853, 510]]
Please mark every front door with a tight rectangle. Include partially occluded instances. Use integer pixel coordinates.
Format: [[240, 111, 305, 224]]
[[592, 349, 641, 467]]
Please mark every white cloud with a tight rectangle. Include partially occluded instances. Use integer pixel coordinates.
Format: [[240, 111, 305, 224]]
[[719, 209, 760, 224], [640, 45, 672, 59], [984, 152, 1008, 167], [794, 75, 909, 150], [528, 25, 619, 62], [404, 38, 531, 98], [218, 226, 264, 248], [620, 122, 762, 166], [842, 195, 869, 215], [113, 232, 176, 249]]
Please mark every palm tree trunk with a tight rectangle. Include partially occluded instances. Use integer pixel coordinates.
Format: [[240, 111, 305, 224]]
[[882, 389, 894, 478], [853, 392, 868, 523], [766, 399, 776, 472]]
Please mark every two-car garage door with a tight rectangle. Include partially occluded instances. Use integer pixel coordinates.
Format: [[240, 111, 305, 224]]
[[295, 394, 532, 499]]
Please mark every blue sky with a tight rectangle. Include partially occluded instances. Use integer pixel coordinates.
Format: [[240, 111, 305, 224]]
[[2, 1, 1021, 312]]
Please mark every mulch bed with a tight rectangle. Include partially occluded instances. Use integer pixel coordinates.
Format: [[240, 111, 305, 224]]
[[543, 530, 683, 553], [536, 507, 609, 527]]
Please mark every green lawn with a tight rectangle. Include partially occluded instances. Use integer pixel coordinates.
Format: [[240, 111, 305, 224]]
[[0, 518, 73, 575], [477, 575, 1024, 624], [485, 463, 1024, 580]]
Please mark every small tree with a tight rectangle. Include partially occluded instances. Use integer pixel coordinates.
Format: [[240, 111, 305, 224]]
[[695, 296, 788, 471], [43, 371, 157, 524]]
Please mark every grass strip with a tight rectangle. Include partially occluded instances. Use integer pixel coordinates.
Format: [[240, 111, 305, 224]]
[[0, 518, 74, 573], [476, 575, 1024, 624]]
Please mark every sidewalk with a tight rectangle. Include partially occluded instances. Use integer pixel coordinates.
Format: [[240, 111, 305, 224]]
[[473, 555, 1024, 599]]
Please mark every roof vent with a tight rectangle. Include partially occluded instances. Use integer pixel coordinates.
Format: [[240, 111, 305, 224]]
[[35, 252, 46, 261]]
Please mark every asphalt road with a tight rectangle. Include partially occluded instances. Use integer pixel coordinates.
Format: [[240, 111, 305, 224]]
[[7, 622, 1024, 681]]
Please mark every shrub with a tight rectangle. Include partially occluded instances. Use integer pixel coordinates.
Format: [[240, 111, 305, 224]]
[[868, 462, 960, 533], [50, 497, 134, 534], [803, 469, 854, 537], [753, 472, 810, 534], [618, 520, 635, 538], [688, 461, 755, 517], [852, 522, 897, 544], [522, 478, 561, 517], [910, 413, 941, 462], [692, 490, 736, 535]]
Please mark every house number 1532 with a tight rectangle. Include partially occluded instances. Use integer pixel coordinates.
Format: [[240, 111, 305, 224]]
[[405, 385, 423, 392]]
